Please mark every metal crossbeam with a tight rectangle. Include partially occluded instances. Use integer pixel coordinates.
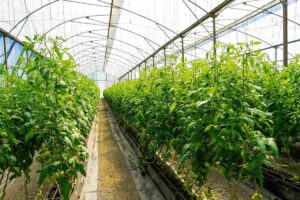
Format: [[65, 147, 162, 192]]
[[120, 0, 234, 79]]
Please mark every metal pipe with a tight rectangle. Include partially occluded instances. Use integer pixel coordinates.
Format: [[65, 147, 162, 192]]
[[103, 0, 115, 71], [212, 14, 217, 82], [181, 37, 185, 65], [212, 15, 217, 60], [282, 0, 288, 67], [164, 48, 167, 67], [152, 56, 155, 68], [3, 35, 8, 69], [275, 47, 278, 64], [120, 0, 233, 78]]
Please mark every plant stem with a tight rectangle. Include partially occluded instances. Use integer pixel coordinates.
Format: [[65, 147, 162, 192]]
[[0, 173, 5, 186], [0, 172, 10, 200], [24, 177, 29, 200]]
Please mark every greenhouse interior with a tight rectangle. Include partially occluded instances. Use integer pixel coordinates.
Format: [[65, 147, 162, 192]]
[[0, 0, 300, 199]]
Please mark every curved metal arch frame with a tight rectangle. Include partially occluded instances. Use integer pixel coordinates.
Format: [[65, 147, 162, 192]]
[[63, 30, 150, 58], [42, 14, 110, 36], [80, 59, 131, 77], [68, 39, 105, 50], [69, 40, 146, 62], [78, 58, 126, 73], [73, 44, 139, 64], [78, 61, 126, 75], [86, 18, 161, 47], [11, 0, 178, 38], [183, 2, 289, 54], [77, 56, 125, 70], [17, 8, 174, 55], [73, 47, 137, 68], [68, 38, 149, 58], [8, 0, 176, 79], [7, 0, 294, 80], [79, 59, 126, 76], [77, 51, 135, 69], [119, 0, 234, 79], [39, 16, 165, 67], [87, 32, 155, 56], [96, 0, 178, 35], [8, 0, 207, 79], [59, 24, 161, 56], [76, 52, 130, 68], [9, 0, 59, 33], [79, 67, 119, 80]]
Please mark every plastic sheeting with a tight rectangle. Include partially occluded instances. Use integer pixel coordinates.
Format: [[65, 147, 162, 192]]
[[0, 0, 299, 89]]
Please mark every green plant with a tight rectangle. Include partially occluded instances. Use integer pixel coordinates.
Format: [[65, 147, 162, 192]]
[[0, 35, 100, 199], [262, 55, 300, 152], [104, 42, 287, 197]]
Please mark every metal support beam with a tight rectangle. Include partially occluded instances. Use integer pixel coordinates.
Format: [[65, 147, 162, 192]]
[[103, 0, 115, 71], [120, 0, 233, 78], [282, 0, 288, 67], [275, 47, 278, 64], [138, 65, 141, 78], [3, 35, 8, 69], [152, 56, 155, 68], [212, 14, 217, 82], [184, 0, 281, 54], [181, 37, 185, 65], [164, 48, 167, 67], [145, 61, 147, 77], [212, 15, 217, 60]]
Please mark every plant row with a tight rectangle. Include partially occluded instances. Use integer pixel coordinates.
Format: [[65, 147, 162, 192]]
[[0, 36, 100, 199], [104, 42, 300, 197]]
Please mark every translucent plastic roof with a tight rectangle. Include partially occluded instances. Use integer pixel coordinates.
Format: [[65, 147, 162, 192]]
[[1, 0, 300, 89]]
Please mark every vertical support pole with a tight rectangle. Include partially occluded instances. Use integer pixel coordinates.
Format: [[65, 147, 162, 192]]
[[105, 73, 108, 88], [275, 46, 278, 64], [145, 61, 147, 77], [127, 72, 129, 80], [212, 16, 217, 59], [181, 37, 185, 65], [138, 65, 141, 78], [152, 56, 155, 68], [133, 69, 135, 80], [3, 35, 8, 70], [164, 48, 167, 67], [131, 70, 133, 80], [212, 14, 217, 82], [283, 0, 288, 67], [134, 69, 136, 79]]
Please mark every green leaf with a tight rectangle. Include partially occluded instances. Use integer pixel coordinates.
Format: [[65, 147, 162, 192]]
[[267, 138, 278, 156], [77, 164, 86, 176], [38, 167, 49, 186], [58, 179, 71, 200], [196, 100, 209, 108], [257, 138, 266, 152], [24, 128, 35, 143], [54, 45, 63, 60], [52, 161, 62, 166], [169, 102, 177, 113]]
